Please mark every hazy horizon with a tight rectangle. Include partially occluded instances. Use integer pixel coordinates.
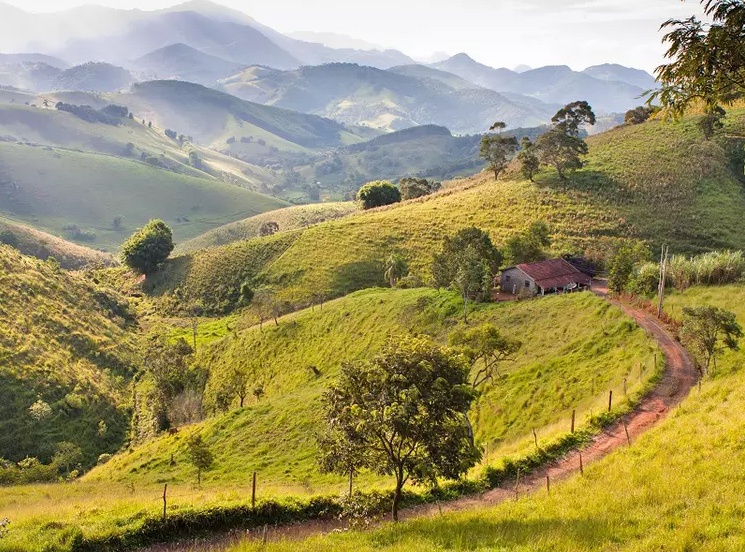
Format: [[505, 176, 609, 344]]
[[0, 0, 709, 72]]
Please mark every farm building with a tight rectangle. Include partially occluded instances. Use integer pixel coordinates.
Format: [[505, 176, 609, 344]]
[[500, 258, 592, 296]]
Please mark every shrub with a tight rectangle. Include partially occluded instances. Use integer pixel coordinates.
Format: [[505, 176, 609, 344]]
[[356, 180, 401, 210], [0, 229, 19, 248], [120, 220, 174, 275]]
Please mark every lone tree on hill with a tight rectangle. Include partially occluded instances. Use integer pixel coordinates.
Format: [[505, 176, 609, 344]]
[[432, 227, 502, 322], [259, 221, 279, 237], [186, 433, 214, 486], [448, 323, 522, 388], [536, 101, 596, 180], [120, 219, 174, 275], [356, 180, 401, 210], [318, 336, 481, 521], [479, 121, 519, 180], [681, 306, 742, 375], [517, 137, 540, 182], [651, 0, 745, 116]]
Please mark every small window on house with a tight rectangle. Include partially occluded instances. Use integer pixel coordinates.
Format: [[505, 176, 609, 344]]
[[524, 280, 530, 288]]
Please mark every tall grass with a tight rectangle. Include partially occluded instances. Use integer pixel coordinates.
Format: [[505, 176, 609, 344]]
[[633, 250, 745, 294]]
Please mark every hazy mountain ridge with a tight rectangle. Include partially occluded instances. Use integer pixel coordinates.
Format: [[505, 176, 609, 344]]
[[434, 53, 653, 113], [220, 62, 553, 133]]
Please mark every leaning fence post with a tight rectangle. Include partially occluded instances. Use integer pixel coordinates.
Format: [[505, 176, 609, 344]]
[[252, 471, 257, 509], [546, 474, 550, 494], [608, 390, 613, 412], [623, 420, 631, 446], [579, 452, 584, 476], [532, 428, 538, 448], [162, 483, 168, 521]]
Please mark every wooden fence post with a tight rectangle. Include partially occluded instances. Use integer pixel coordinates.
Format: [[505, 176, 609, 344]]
[[623, 420, 631, 446], [571, 409, 576, 433], [252, 471, 257, 509], [348, 469, 353, 497], [546, 474, 550, 494], [579, 452, 584, 476], [162, 484, 167, 521], [532, 428, 538, 448], [608, 390, 613, 412]]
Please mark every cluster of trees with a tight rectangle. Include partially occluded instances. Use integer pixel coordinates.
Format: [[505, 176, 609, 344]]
[[54, 102, 124, 126], [480, 102, 596, 182], [0, 441, 83, 485], [356, 177, 441, 210]]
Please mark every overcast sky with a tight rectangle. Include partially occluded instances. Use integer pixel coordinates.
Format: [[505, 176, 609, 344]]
[[1, 0, 708, 71]]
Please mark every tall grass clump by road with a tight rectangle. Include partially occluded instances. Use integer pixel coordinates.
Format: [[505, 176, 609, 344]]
[[228, 285, 745, 552]]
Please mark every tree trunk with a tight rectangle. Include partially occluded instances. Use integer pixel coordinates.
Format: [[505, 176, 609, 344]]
[[392, 479, 403, 522], [240, 395, 244, 408], [274, 315, 279, 327]]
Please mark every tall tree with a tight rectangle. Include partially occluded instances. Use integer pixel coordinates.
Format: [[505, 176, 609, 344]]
[[681, 306, 742, 374], [448, 323, 522, 388], [651, 0, 745, 115], [517, 137, 540, 182], [432, 227, 502, 322], [535, 102, 596, 180], [120, 219, 174, 275], [318, 336, 481, 521], [479, 122, 519, 179]]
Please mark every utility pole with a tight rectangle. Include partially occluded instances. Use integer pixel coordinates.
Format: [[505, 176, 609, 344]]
[[657, 245, 669, 319]]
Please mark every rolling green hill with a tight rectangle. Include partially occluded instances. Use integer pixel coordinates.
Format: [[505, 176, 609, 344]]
[[175, 202, 357, 255], [0, 216, 114, 268], [0, 139, 289, 252], [238, 285, 745, 552], [148, 110, 745, 314], [0, 245, 137, 468]]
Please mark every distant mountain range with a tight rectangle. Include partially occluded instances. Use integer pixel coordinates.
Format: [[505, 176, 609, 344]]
[[433, 54, 651, 114], [219, 63, 553, 134], [0, 0, 657, 129]]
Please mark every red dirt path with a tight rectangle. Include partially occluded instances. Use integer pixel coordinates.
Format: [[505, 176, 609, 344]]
[[143, 290, 698, 551]]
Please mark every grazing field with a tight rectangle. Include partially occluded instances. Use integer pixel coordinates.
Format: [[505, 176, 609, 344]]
[[0, 216, 114, 268], [222, 285, 745, 552], [0, 288, 658, 550], [0, 141, 288, 251], [152, 110, 745, 314], [174, 202, 357, 255]]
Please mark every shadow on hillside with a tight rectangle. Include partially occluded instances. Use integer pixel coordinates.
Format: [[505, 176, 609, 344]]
[[388, 515, 616, 549], [330, 260, 386, 296], [142, 255, 194, 297]]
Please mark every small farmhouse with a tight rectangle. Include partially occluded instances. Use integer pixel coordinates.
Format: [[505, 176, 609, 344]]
[[500, 258, 592, 296]]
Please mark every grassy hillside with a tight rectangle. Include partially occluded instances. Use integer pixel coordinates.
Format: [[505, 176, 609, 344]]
[[149, 110, 745, 313], [175, 202, 357, 255], [0, 102, 279, 192], [238, 285, 745, 552], [0, 140, 288, 251], [0, 246, 137, 467], [0, 216, 114, 269], [88, 289, 657, 492], [122, 80, 379, 151]]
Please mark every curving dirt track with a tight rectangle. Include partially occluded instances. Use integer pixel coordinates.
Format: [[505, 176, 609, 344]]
[[143, 291, 698, 550]]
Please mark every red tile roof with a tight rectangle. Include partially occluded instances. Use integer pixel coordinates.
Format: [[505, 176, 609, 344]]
[[516, 258, 592, 290]]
